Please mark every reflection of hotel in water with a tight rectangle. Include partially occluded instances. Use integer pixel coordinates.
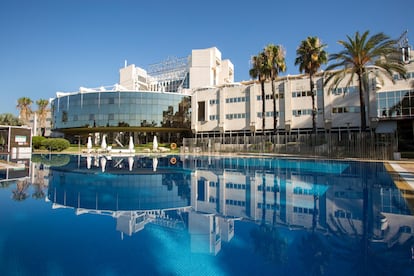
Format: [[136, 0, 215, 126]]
[[29, 155, 414, 254], [185, 156, 414, 245], [43, 155, 235, 255]]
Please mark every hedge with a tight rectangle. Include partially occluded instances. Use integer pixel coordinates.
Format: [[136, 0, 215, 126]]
[[32, 136, 47, 149], [41, 138, 70, 152]]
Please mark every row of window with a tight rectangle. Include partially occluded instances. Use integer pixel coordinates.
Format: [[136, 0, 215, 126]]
[[332, 106, 359, 113], [257, 111, 281, 118], [209, 115, 219, 120], [292, 90, 312, 98], [334, 209, 353, 219], [379, 107, 414, 117], [209, 96, 251, 105], [331, 86, 358, 95], [209, 114, 250, 120], [258, 185, 279, 192], [257, 93, 284, 101], [393, 71, 414, 80], [257, 202, 279, 210], [293, 187, 316, 195], [209, 86, 361, 108], [209, 181, 218, 187], [293, 206, 315, 214], [225, 113, 249, 120], [293, 109, 313, 116], [226, 96, 249, 103], [226, 183, 247, 190], [60, 95, 178, 108], [377, 89, 414, 118], [70, 113, 166, 122], [209, 105, 362, 120], [226, 199, 246, 206]]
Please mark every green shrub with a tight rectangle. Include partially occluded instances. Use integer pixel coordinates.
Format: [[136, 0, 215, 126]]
[[32, 136, 47, 149], [31, 154, 71, 166], [41, 138, 70, 152]]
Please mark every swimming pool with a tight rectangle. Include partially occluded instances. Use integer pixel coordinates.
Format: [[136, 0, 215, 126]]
[[1, 154, 413, 275]]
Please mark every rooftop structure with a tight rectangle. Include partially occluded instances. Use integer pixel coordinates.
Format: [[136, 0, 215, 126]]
[[119, 47, 233, 93]]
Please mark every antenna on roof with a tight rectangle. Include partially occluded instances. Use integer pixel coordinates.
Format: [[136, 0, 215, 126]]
[[124, 60, 127, 68]]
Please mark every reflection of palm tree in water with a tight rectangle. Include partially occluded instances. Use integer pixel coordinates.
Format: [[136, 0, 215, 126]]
[[250, 170, 288, 264], [32, 166, 47, 199], [12, 179, 30, 201], [298, 232, 330, 275], [327, 170, 414, 275], [32, 183, 46, 199], [298, 174, 330, 275]]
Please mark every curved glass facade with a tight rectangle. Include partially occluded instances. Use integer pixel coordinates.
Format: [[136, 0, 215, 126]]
[[51, 91, 191, 131]]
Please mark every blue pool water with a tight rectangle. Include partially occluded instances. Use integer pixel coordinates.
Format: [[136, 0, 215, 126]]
[[1, 154, 414, 275]]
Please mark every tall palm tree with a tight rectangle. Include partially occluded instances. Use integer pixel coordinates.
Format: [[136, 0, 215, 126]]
[[16, 97, 33, 126], [325, 31, 406, 130], [250, 52, 268, 134], [295, 37, 327, 133], [265, 44, 286, 134], [36, 99, 49, 136]]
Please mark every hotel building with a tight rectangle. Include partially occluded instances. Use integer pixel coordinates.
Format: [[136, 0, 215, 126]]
[[50, 40, 413, 148], [191, 47, 414, 146]]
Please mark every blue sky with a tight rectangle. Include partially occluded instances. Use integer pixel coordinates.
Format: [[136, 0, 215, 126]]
[[0, 0, 411, 115]]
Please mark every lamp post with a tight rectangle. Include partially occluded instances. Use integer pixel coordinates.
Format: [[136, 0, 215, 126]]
[[75, 135, 81, 168], [370, 117, 379, 133], [346, 122, 351, 141], [285, 120, 291, 152]]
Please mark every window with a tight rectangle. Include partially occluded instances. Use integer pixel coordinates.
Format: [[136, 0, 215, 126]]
[[198, 101, 206, 121]]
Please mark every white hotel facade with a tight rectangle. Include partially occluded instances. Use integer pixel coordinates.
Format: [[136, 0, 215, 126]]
[[191, 48, 414, 140]]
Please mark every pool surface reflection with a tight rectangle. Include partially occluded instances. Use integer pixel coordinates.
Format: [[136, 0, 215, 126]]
[[0, 154, 413, 275]]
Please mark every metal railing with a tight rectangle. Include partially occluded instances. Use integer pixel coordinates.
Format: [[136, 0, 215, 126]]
[[182, 132, 397, 160]]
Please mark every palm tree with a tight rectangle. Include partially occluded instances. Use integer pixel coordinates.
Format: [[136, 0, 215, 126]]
[[325, 31, 406, 130], [36, 99, 49, 136], [264, 44, 286, 134], [250, 52, 267, 134], [295, 37, 327, 133], [16, 97, 33, 126], [0, 113, 22, 126]]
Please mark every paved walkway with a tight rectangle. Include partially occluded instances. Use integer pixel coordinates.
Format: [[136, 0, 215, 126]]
[[387, 161, 414, 190]]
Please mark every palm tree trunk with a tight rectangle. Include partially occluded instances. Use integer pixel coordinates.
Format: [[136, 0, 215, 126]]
[[310, 75, 316, 134], [272, 79, 277, 135], [261, 80, 266, 135], [358, 73, 367, 130]]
